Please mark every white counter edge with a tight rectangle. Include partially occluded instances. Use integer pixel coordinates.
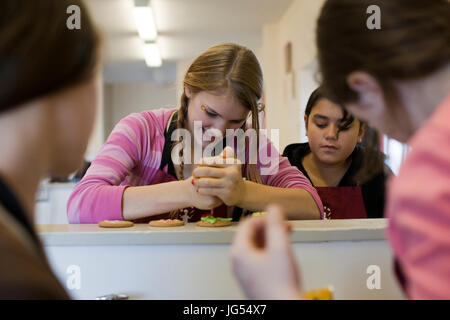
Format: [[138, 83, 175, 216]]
[[38, 219, 388, 246]]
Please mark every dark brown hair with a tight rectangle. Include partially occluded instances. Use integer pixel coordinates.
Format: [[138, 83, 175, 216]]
[[0, 0, 100, 113], [316, 0, 450, 181], [304, 86, 356, 131]]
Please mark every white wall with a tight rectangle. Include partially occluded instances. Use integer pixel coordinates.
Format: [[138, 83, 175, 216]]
[[85, 74, 105, 161], [103, 82, 178, 137], [261, 0, 325, 151], [175, 59, 194, 104]]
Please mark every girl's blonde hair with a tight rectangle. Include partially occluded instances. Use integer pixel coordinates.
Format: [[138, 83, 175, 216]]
[[176, 42, 264, 183]]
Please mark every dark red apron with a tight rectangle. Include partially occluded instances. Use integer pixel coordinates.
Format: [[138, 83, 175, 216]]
[[315, 186, 367, 219]]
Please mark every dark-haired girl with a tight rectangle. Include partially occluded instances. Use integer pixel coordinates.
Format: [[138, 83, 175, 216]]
[[283, 87, 390, 219]]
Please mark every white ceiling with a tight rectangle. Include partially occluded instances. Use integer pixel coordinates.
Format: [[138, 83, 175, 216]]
[[86, 0, 293, 65]]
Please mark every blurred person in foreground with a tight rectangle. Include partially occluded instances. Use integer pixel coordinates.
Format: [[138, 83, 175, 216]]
[[0, 0, 100, 298], [231, 0, 450, 300]]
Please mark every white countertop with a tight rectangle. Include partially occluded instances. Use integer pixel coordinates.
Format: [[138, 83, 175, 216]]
[[37, 218, 388, 246]]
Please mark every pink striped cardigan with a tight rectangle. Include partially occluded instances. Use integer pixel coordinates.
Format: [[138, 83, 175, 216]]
[[67, 108, 324, 223], [387, 94, 450, 299]]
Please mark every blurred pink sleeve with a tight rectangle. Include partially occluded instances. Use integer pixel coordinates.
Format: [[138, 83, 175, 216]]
[[387, 94, 450, 299]]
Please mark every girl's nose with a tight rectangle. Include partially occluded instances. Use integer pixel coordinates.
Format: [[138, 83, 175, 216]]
[[214, 119, 228, 136], [325, 125, 339, 140]]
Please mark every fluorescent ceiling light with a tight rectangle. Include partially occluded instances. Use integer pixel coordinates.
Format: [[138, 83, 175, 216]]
[[133, 7, 157, 41], [144, 43, 162, 67]]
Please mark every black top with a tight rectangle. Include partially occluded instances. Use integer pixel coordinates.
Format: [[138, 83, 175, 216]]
[[158, 110, 179, 179], [283, 142, 388, 218], [0, 175, 43, 252]]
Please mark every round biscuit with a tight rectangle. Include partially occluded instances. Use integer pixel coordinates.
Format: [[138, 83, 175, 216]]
[[149, 219, 185, 227], [98, 220, 134, 228], [196, 220, 232, 227]]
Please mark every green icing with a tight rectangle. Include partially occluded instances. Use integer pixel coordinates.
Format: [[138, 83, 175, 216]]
[[252, 212, 266, 217], [201, 216, 217, 224], [200, 216, 232, 224]]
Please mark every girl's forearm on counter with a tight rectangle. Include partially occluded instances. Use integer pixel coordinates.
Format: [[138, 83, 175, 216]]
[[122, 180, 190, 220], [237, 181, 321, 220]]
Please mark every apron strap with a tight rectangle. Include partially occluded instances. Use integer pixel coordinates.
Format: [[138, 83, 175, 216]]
[[159, 111, 178, 179]]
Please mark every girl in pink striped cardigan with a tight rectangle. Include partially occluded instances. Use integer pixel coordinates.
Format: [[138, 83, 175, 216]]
[[67, 43, 324, 224]]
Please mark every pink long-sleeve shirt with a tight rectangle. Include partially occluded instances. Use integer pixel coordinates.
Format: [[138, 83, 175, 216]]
[[387, 93, 450, 299], [67, 108, 323, 223]]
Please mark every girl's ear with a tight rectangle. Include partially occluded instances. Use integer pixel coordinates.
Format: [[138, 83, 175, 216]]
[[185, 85, 192, 98], [346, 71, 385, 124], [358, 122, 367, 143]]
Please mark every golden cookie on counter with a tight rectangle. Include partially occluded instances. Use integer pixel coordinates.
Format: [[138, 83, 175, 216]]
[[98, 220, 134, 228], [149, 219, 185, 227], [196, 215, 232, 227]]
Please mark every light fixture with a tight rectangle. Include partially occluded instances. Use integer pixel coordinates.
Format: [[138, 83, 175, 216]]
[[133, 6, 157, 42], [144, 43, 162, 67], [134, 0, 161, 67]]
